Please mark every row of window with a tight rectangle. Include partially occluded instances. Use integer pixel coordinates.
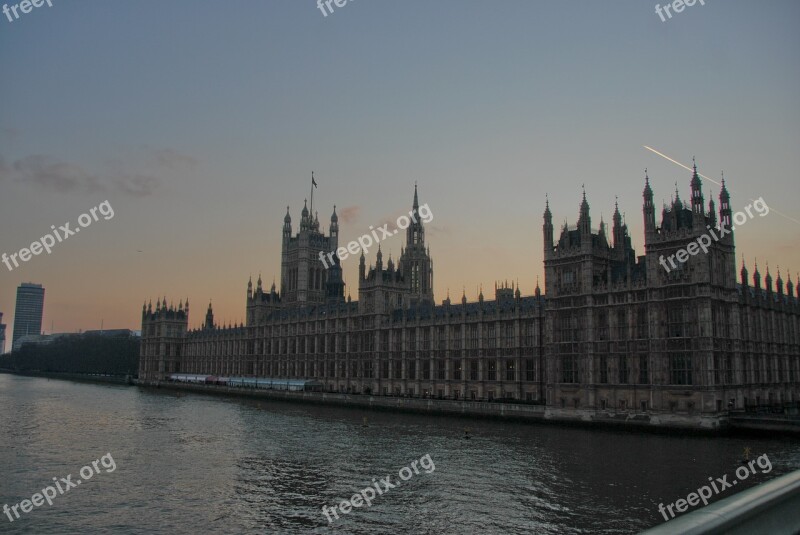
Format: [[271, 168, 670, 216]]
[[560, 353, 800, 385], [174, 358, 540, 382], [185, 322, 541, 356]]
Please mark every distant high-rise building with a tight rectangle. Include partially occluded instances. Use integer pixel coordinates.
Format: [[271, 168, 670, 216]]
[[12, 283, 45, 351], [0, 312, 6, 354]]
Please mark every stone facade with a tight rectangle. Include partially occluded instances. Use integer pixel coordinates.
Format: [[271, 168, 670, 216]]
[[140, 172, 800, 416]]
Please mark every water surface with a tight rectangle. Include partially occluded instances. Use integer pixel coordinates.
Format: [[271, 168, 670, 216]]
[[1, 374, 799, 534]]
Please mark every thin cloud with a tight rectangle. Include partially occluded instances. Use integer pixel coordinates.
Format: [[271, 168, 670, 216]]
[[13, 155, 104, 193], [0, 155, 9, 181], [339, 205, 360, 224], [3, 153, 162, 197], [1, 127, 21, 143], [149, 147, 198, 170], [426, 224, 448, 237], [114, 174, 160, 197]]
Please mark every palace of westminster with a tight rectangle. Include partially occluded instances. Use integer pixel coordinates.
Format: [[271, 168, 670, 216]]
[[140, 168, 800, 415]]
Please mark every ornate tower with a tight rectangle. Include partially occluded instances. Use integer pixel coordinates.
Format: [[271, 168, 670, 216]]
[[399, 184, 434, 306], [690, 159, 705, 230], [279, 178, 340, 308], [139, 297, 189, 382], [643, 170, 656, 238], [543, 196, 554, 260]]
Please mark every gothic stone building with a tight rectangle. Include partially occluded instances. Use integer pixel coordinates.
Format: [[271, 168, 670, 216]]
[[140, 173, 800, 417]]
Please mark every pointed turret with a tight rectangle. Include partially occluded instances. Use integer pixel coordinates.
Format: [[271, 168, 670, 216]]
[[205, 301, 214, 329], [690, 158, 705, 227], [672, 182, 682, 210], [543, 194, 554, 255], [719, 174, 732, 233], [754, 260, 762, 290], [613, 198, 625, 251], [643, 169, 656, 237], [578, 186, 591, 237], [330, 204, 339, 251], [300, 199, 309, 230], [283, 206, 292, 241], [708, 192, 717, 229], [741, 256, 749, 287], [598, 213, 606, 243], [765, 264, 773, 294]]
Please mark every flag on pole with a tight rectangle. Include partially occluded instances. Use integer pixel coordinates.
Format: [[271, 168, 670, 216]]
[[312, 172, 317, 188]]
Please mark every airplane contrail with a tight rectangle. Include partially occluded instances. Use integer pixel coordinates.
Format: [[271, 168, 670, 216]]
[[643, 145, 800, 226]]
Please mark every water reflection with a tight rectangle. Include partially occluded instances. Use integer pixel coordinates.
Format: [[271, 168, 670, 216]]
[[1, 374, 798, 535]]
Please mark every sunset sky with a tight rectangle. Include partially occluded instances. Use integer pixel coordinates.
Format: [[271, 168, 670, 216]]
[[1, 0, 799, 343]]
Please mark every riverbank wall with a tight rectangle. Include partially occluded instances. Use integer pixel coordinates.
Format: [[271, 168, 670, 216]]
[[136, 379, 741, 435], [0, 370, 133, 386]]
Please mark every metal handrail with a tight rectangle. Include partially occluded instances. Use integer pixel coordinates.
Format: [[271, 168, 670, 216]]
[[640, 470, 800, 535]]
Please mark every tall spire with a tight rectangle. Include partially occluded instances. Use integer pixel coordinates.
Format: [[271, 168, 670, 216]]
[[719, 175, 732, 232], [643, 169, 656, 237], [543, 193, 554, 252], [578, 185, 590, 236], [691, 156, 700, 185], [720, 172, 730, 202], [413, 181, 419, 210], [690, 158, 704, 222]]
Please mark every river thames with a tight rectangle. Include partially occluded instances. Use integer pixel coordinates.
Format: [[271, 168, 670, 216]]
[[1, 374, 799, 534]]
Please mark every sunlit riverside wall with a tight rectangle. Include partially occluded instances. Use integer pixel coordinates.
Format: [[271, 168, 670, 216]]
[[139, 175, 800, 426]]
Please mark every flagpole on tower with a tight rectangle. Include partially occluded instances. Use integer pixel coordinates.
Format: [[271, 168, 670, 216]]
[[310, 171, 317, 216]]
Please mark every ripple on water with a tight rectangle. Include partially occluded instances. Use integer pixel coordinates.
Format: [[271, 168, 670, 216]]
[[2, 375, 800, 535]]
